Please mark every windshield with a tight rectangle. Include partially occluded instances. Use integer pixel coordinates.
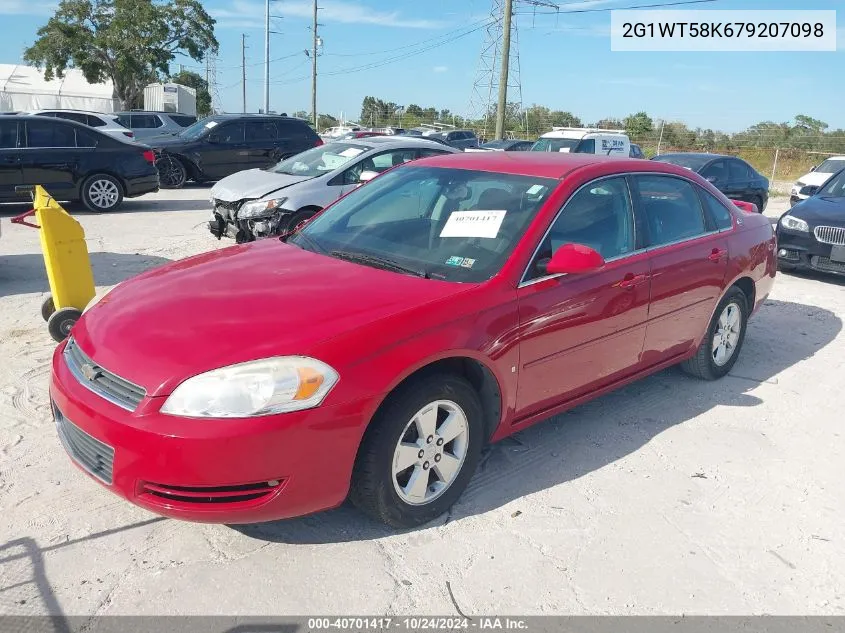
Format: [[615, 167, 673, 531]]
[[816, 159, 845, 174], [651, 154, 712, 170], [531, 137, 579, 152], [481, 140, 510, 149], [289, 166, 557, 283], [268, 143, 372, 177], [179, 118, 220, 140], [819, 169, 845, 197]]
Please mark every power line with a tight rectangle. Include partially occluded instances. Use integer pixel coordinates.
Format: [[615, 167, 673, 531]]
[[513, 0, 718, 15]]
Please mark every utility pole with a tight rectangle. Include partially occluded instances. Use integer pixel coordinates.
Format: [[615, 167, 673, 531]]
[[311, 0, 319, 128], [263, 0, 270, 113], [241, 34, 248, 113], [494, 0, 513, 140]]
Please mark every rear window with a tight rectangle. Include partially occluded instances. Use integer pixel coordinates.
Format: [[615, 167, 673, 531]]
[[116, 114, 131, 127], [170, 115, 196, 127], [132, 114, 163, 129], [531, 137, 580, 152], [26, 120, 77, 148], [282, 119, 319, 141]]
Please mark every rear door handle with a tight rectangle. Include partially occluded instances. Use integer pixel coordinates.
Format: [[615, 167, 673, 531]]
[[708, 248, 727, 262], [617, 273, 649, 289]]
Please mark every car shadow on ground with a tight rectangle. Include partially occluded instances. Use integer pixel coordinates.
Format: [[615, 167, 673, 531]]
[[0, 195, 210, 217], [231, 298, 841, 544], [779, 267, 845, 287], [0, 252, 172, 297]]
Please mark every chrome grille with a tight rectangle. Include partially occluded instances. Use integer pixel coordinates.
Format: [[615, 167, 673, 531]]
[[54, 403, 114, 485], [811, 256, 845, 274], [814, 225, 845, 246], [63, 338, 146, 411]]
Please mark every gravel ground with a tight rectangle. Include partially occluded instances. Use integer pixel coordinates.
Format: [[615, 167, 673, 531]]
[[1, 190, 843, 617]]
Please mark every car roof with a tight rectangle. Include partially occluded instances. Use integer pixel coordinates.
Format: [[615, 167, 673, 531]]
[[655, 152, 733, 160], [340, 136, 457, 150], [208, 113, 304, 122], [409, 152, 695, 179], [30, 109, 112, 116]]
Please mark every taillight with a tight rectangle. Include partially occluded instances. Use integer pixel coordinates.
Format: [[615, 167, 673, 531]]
[[314, 137, 324, 146], [123, 131, 135, 138], [142, 150, 155, 164]]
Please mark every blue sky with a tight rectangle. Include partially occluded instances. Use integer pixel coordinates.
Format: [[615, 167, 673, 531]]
[[0, 0, 842, 131]]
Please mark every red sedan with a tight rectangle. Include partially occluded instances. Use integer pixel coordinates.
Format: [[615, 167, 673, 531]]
[[50, 153, 776, 528]]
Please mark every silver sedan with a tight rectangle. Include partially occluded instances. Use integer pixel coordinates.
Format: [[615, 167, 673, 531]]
[[208, 136, 459, 243]]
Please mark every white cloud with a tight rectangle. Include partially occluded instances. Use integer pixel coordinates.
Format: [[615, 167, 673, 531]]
[[433, 65, 448, 73], [213, 0, 446, 29], [0, 0, 55, 15]]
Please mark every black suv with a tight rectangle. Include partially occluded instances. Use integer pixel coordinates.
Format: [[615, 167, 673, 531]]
[[428, 129, 479, 150], [0, 115, 158, 212], [147, 114, 322, 188]]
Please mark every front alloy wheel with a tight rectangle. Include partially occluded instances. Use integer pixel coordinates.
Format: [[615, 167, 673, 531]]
[[351, 374, 484, 528], [392, 400, 470, 505]]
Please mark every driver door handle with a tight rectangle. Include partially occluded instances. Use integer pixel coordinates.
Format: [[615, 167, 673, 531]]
[[617, 272, 649, 289], [708, 248, 727, 262]]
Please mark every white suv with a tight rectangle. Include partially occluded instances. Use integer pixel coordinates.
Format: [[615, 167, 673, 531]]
[[531, 127, 630, 157], [791, 156, 845, 206], [27, 110, 135, 141]]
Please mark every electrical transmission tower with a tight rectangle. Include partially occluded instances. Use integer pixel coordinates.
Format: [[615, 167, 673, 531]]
[[468, 0, 557, 140], [207, 51, 223, 114]]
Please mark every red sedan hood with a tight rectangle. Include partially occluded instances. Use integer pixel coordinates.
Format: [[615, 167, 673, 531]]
[[73, 240, 470, 396]]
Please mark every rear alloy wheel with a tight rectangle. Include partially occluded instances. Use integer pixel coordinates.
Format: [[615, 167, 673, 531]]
[[681, 287, 749, 380], [82, 174, 123, 212], [351, 374, 484, 528], [156, 155, 187, 189]]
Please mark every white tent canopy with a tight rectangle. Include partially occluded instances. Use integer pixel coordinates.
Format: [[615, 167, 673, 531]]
[[0, 64, 119, 113]]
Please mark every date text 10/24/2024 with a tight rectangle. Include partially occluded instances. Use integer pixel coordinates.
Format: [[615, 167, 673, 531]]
[[307, 617, 529, 630]]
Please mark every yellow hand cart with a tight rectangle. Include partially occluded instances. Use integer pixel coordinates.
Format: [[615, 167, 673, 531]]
[[12, 185, 96, 343]]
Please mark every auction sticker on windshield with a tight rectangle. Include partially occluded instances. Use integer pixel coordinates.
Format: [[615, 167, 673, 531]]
[[440, 210, 506, 239]]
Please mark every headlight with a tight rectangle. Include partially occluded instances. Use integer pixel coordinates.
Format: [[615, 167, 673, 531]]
[[238, 198, 288, 219], [780, 215, 809, 232], [160, 356, 338, 418]]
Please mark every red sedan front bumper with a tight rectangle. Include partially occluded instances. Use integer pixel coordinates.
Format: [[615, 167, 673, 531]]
[[49, 342, 371, 524]]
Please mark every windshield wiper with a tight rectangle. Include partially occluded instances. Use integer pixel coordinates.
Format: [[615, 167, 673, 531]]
[[330, 250, 429, 278], [285, 230, 326, 254]]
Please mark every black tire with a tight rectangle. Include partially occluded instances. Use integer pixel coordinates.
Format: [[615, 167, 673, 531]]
[[777, 261, 797, 273], [156, 155, 188, 189], [752, 196, 764, 213], [281, 209, 318, 234], [681, 287, 749, 380], [47, 307, 83, 343], [41, 295, 55, 322], [350, 373, 484, 528], [81, 174, 124, 212]]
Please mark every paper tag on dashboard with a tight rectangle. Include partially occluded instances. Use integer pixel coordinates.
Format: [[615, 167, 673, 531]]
[[440, 210, 506, 239]]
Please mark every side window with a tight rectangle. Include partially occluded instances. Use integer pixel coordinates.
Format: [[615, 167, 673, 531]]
[[698, 188, 733, 230], [729, 160, 750, 181], [529, 177, 634, 279], [132, 115, 162, 129], [245, 121, 277, 141], [54, 112, 89, 125], [636, 175, 707, 246], [25, 120, 76, 148], [87, 115, 107, 127], [371, 149, 416, 172], [574, 139, 595, 154], [700, 160, 727, 184], [0, 121, 19, 149], [171, 115, 196, 127], [116, 114, 132, 128], [210, 122, 245, 143]]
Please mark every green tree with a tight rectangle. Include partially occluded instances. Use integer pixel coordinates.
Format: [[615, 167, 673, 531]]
[[24, 0, 218, 110], [169, 70, 210, 116], [623, 111, 653, 139]]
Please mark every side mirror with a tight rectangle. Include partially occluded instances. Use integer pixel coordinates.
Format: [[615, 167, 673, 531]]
[[810, 165, 817, 172], [706, 176, 717, 183], [799, 185, 819, 196], [733, 200, 758, 214], [538, 243, 605, 276], [206, 134, 219, 144], [358, 170, 379, 185]]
